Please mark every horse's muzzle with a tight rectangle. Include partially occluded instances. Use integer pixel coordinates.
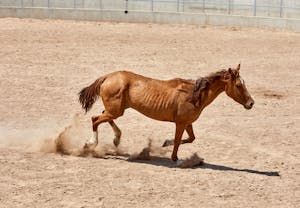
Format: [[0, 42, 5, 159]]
[[244, 98, 254, 110]]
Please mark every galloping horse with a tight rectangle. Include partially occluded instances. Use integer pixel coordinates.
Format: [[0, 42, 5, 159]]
[[79, 64, 254, 161]]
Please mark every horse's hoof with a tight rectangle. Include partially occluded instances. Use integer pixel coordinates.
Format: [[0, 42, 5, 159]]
[[83, 141, 97, 150], [113, 137, 120, 147], [162, 139, 173, 147], [83, 143, 90, 150], [176, 160, 184, 167], [171, 154, 178, 162], [83, 143, 88, 149]]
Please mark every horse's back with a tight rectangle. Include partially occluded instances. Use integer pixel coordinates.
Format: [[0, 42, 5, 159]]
[[104, 70, 191, 85]]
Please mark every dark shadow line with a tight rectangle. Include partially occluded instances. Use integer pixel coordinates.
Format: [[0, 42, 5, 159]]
[[125, 156, 280, 177], [199, 163, 280, 176], [68, 150, 280, 177]]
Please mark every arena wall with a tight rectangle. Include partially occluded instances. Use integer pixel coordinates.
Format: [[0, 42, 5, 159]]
[[0, 1, 299, 31]]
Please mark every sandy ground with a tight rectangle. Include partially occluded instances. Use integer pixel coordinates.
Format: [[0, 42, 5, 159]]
[[0, 18, 299, 207]]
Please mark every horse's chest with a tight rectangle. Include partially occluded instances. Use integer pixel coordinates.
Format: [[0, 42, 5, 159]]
[[175, 103, 202, 124]]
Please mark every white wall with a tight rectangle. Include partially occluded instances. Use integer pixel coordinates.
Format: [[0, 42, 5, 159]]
[[0, 0, 299, 18]]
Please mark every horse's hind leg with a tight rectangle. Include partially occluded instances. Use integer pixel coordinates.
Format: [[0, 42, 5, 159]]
[[109, 120, 122, 147], [85, 83, 126, 150], [93, 112, 122, 147], [84, 111, 116, 150]]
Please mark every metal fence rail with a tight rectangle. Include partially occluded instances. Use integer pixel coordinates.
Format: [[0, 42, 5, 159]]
[[0, 0, 299, 19]]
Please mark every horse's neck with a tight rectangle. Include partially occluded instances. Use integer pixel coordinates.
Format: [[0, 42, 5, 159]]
[[202, 79, 225, 108]]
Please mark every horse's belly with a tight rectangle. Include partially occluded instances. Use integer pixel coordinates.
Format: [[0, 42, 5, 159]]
[[129, 104, 174, 121], [125, 98, 174, 122]]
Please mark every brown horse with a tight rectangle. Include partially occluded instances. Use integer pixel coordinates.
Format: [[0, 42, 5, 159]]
[[79, 64, 254, 162]]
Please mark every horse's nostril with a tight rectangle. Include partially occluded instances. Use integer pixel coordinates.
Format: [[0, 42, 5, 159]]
[[245, 99, 254, 109]]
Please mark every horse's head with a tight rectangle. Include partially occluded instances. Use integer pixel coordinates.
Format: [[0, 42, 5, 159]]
[[222, 64, 254, 110]]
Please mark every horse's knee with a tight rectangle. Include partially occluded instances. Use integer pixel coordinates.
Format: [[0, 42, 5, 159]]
[[187, 137, 195, 143], [181, 137, 195, 144]]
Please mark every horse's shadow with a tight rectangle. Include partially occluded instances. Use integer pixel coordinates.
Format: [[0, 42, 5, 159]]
[[199, 162, 280, 176], [75, 149, 280, 177], [123, 155, 280, 177]]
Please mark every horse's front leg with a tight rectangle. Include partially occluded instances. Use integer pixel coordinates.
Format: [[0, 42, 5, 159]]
[[181, 124, 196, 144], [163, 124, 195, 147], [171, 124, 185, 161]]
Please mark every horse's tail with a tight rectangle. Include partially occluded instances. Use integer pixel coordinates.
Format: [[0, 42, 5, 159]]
[[79, 76, 106, 113]]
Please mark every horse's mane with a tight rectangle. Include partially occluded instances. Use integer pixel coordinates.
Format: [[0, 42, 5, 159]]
[[191, 70, 226, 106], [205, 69, 227, 83]]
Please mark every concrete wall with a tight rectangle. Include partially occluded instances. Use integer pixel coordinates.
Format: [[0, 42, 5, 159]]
[[0, 7, 299, 32], [0, 1, 299, 19]]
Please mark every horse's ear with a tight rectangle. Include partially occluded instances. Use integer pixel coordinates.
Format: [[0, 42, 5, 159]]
[[222, 70, 232, 82], [228, 67, 239, 78]]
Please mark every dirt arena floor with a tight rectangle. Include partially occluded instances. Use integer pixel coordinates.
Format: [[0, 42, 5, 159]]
[[0, 18, 299, 207]]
